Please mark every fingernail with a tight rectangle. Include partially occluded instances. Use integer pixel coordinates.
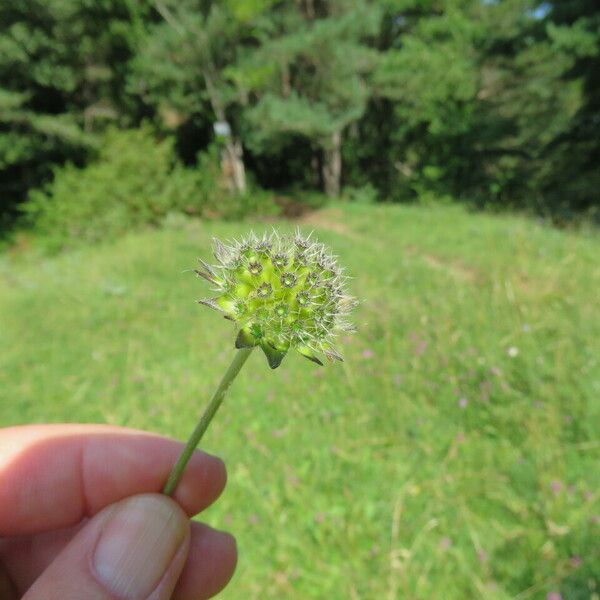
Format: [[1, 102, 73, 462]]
[[93, 495, 188, 598]]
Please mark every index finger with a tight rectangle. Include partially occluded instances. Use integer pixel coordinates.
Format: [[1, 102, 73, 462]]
[[0, 424, 227, 536]]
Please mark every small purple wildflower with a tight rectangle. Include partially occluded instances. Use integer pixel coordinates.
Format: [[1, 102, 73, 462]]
[[458, 397, 468, 409], [550, 480, 563, 494], [439, 537, 452, 551], [414, 340, 428, 356], [547, 592, 562, 600], [362, 349, 374, 359]]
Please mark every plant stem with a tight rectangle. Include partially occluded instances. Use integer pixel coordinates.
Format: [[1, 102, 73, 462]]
[[162, 347, 254, 496]]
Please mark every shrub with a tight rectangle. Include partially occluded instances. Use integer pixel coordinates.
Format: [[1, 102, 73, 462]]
[[22, 127, 279, 251], [194, 144, 280, 221], [342, 183, 379, 205]]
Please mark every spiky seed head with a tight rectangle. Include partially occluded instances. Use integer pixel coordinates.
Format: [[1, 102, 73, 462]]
[[196, 230, 356, 369]]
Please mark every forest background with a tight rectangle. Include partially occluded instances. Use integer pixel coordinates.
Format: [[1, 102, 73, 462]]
[[1, 0, 599, 244]]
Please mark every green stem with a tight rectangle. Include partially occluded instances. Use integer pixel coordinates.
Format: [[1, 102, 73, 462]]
[[162, 347, 253, 496]]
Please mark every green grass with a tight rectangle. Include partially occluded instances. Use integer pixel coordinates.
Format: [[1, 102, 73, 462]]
[[1, 203, 599, 599]]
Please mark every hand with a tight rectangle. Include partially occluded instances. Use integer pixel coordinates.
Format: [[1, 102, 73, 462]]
[[0, 424, 237, 599]]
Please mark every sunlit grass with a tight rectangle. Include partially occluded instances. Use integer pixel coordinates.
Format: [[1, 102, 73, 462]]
[[1, 203, 599, 599]]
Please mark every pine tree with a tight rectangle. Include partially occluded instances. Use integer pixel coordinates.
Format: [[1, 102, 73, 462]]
[[236, 0, 380, 196]]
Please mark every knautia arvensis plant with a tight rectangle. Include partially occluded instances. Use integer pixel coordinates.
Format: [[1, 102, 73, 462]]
[[162, 230, 356, 495], [198, 230, 356, 368]]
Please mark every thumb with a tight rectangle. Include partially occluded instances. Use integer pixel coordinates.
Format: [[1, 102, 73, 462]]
[[24, 494, 190, 600]]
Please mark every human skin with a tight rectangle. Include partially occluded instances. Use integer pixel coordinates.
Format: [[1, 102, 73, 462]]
[[0, 424, 237, 599]]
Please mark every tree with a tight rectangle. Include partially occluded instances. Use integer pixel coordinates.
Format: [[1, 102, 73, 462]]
[[539, 0, 600, 215], [129, 0, 273, 193], [236, 0, 380, 196], [0, 0, 149, 224], [465, 0, 600, 216], [369, 1, 482, 200], [2, 0, 599, 226]]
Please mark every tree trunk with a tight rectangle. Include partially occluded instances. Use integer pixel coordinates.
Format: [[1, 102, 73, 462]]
[[202, 71, 246, 194], [281, 62, 291, 97], [153, 3, 247, 194], [322, 130, 342, 197], [296, 0, 315, 20], [223, 138, 246, 194]]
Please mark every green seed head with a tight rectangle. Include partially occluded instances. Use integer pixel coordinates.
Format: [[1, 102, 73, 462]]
[[195, 230, 356, 368]]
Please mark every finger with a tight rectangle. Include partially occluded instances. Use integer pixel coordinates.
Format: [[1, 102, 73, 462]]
[[23, 494, 190, 600], [1, 521, 237, 599], [0, 562, 17, 600], [173, 522, 237, 600], [0, 521, 86, 594], [0, 424, 226, 536]]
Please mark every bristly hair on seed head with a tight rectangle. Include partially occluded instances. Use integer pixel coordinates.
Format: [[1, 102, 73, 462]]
[[194, 229, 357, 369]]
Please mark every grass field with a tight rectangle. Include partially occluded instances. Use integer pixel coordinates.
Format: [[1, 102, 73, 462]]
[[1, 203, 599, 599]]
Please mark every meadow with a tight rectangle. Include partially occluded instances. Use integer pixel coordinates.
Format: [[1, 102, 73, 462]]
[[1, 203, 599, 599]]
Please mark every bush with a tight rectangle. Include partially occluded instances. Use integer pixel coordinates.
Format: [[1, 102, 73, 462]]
[[193, 144, 280, 221], [342, 183, 379, 204], [22, 127, 279, 251], [22, 127, 201, 249]]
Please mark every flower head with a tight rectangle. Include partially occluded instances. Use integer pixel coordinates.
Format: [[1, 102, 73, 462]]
[[195, 230, 356, 368]]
